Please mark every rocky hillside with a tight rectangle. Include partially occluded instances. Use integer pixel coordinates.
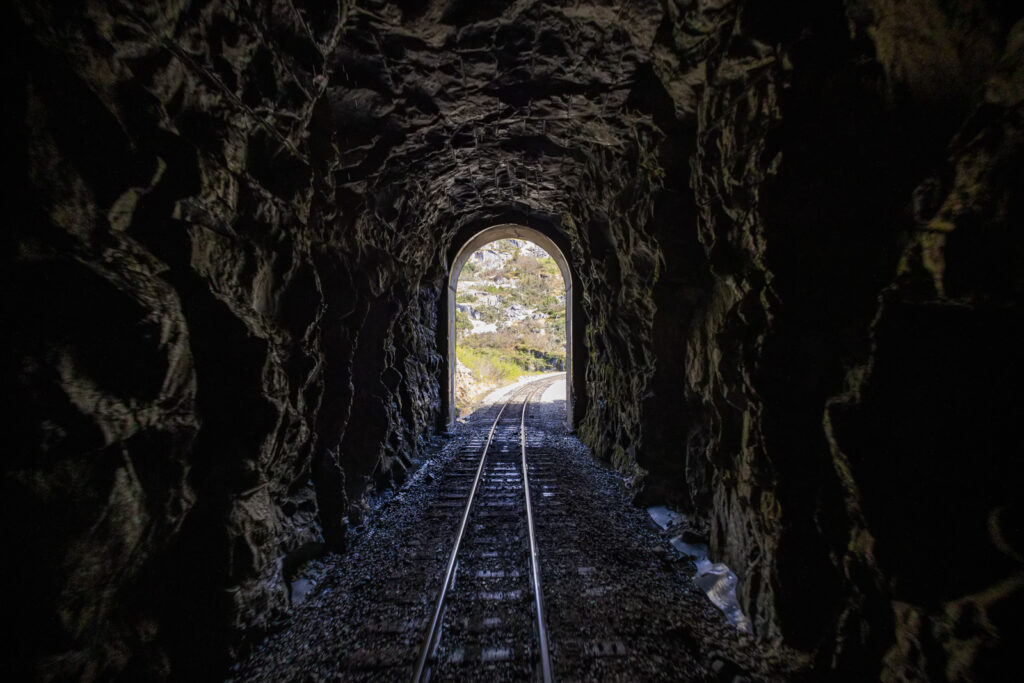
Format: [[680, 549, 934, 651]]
[[454, 240, 566, 411]]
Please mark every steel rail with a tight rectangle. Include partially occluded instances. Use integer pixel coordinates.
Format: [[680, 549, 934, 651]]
[[411, 390, 516, 682], [520, 383, 554, 683]]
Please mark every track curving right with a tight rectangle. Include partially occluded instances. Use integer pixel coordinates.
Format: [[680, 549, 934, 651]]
[[413, 375, 558, 682], [233, 370, 781, 682]]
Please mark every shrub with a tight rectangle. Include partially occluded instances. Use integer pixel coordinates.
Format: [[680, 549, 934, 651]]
[[455, 309, 472, 335]]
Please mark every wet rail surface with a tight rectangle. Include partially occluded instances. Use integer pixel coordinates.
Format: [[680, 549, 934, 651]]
[[233, 374, 785, 682]]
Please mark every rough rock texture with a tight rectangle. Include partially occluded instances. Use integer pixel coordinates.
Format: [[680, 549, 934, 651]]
[[673, 0, 1024, 678], [6, 0, 1023, 680]]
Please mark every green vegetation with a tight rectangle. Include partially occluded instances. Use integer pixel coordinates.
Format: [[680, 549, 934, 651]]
[[461, 329, 565, 370], [456, 345, 560, 385], [477, 306, 502, 324], [455, 239, 566, 412]]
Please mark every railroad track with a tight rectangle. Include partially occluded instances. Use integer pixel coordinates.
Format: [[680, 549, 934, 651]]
[[412, 376, 559, 682], [235, 371, 764, 682]]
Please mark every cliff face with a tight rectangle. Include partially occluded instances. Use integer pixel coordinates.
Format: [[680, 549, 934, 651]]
[[6, 0, 1023, 679]]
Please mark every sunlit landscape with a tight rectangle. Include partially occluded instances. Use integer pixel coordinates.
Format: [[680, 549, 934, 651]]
[[454, 239, 566, 414]]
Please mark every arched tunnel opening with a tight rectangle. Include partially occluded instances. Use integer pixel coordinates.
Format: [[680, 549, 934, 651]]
[[446, 225, 575, 427], [5, 1, 1024, 681]]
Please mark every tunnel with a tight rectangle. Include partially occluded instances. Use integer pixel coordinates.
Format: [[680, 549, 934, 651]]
[[5, 0, 1024, 681]]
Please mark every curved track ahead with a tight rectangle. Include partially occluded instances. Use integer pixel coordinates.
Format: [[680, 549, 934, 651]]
[[414, 376, 558, 682], [233, 373, 784, 683]]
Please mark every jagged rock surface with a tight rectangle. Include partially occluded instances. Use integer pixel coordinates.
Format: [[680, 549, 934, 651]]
[[6, 0, 1023, 680]]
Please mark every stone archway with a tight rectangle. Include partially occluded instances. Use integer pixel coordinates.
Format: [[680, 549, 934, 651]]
[[447, 224, 574, 426]]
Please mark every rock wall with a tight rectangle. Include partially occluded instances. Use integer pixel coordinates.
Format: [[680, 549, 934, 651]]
[[4, 0, 436, 677], [667, 0, 1024, 677], [825, 3, 1024, 677], [6, 0, 1023, 680]]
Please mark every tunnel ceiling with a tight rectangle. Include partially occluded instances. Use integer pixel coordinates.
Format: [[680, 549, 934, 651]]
[[327, 0, 684, 269]]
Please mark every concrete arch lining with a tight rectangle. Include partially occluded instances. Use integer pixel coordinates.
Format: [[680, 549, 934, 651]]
[[447, 224, 573, 425]]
